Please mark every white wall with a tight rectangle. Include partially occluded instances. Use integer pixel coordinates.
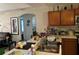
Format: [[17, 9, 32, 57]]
[[0, 6, 49, 41]]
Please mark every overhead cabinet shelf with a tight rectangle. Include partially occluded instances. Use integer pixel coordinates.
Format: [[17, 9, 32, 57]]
[[61, 10, 75, 26], [48, 9, 75, 26], [48, 11, 60, 26]]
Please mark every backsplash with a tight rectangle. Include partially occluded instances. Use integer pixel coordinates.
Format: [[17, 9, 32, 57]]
[[46, 26, 79, 36], [49, 26, 79, 31]]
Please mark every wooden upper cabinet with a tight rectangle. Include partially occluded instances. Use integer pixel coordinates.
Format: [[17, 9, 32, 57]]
[[75, 8, 79, 15], [61, 10, 75, 26], [48, 11, 60, 26]]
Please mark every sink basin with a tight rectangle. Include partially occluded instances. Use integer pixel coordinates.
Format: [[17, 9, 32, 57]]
[[8, 50, 23, 55], [4, 49, 29, 55]]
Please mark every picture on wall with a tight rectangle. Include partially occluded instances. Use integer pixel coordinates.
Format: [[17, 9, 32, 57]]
[[10, 17, 19, 34]]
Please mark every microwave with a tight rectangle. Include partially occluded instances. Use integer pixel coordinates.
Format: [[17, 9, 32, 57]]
[[75, 16, 79, 25]]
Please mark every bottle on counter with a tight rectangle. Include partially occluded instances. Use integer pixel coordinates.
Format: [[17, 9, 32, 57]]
[[28, 44, 36, 55]]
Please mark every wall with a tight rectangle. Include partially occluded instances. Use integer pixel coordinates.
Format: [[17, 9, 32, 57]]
[[0, 6, 49, 41], [0, 4, 78, 41]]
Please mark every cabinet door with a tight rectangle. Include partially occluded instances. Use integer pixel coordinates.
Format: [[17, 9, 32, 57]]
[[48, 11, 60, 26], [75, 8, 79, 15], [62, 38, 77, 55], [61, 10, 75, 26]]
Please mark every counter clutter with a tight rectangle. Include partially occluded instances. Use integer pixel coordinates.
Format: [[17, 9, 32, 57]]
[[4, 36, 62, 55], [4, 37, 44, 55]]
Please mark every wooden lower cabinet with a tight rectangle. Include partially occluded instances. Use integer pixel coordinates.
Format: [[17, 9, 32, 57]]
[[62, 38, 77, 55]]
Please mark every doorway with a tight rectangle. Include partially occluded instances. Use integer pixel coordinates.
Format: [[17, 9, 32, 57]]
[[20, 14, 36, 41]]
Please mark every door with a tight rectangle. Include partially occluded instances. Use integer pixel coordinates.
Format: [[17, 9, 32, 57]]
[[20, 14, 36, 41], [24, 15, 33, 40]]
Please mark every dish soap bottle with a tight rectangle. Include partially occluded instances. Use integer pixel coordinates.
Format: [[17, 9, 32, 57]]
[[31, 44, 36, 55], [28, 44, 36, 55]]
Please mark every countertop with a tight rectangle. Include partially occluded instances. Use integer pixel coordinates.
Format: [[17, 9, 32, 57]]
[[4, 48, 29, 55], [47, 35, 77, 43], [60, 35, 77, 39], [4, 46, 61, 55], [48, 35, 77, 39]]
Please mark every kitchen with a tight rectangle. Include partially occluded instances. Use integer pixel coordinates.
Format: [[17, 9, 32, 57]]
[[47, 3, 79, 55], [0, 3, 79, 55]]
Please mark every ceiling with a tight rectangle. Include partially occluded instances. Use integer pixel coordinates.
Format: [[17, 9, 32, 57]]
[[0, 3, 79, 12], [0, 3, 47, 12], [0, 3, 31, 12]]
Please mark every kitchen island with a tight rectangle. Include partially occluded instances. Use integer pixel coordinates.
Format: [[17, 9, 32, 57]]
[[4, 35, 77, 55], [4, 47, 61, 55], [4, 36, 62, 55]]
